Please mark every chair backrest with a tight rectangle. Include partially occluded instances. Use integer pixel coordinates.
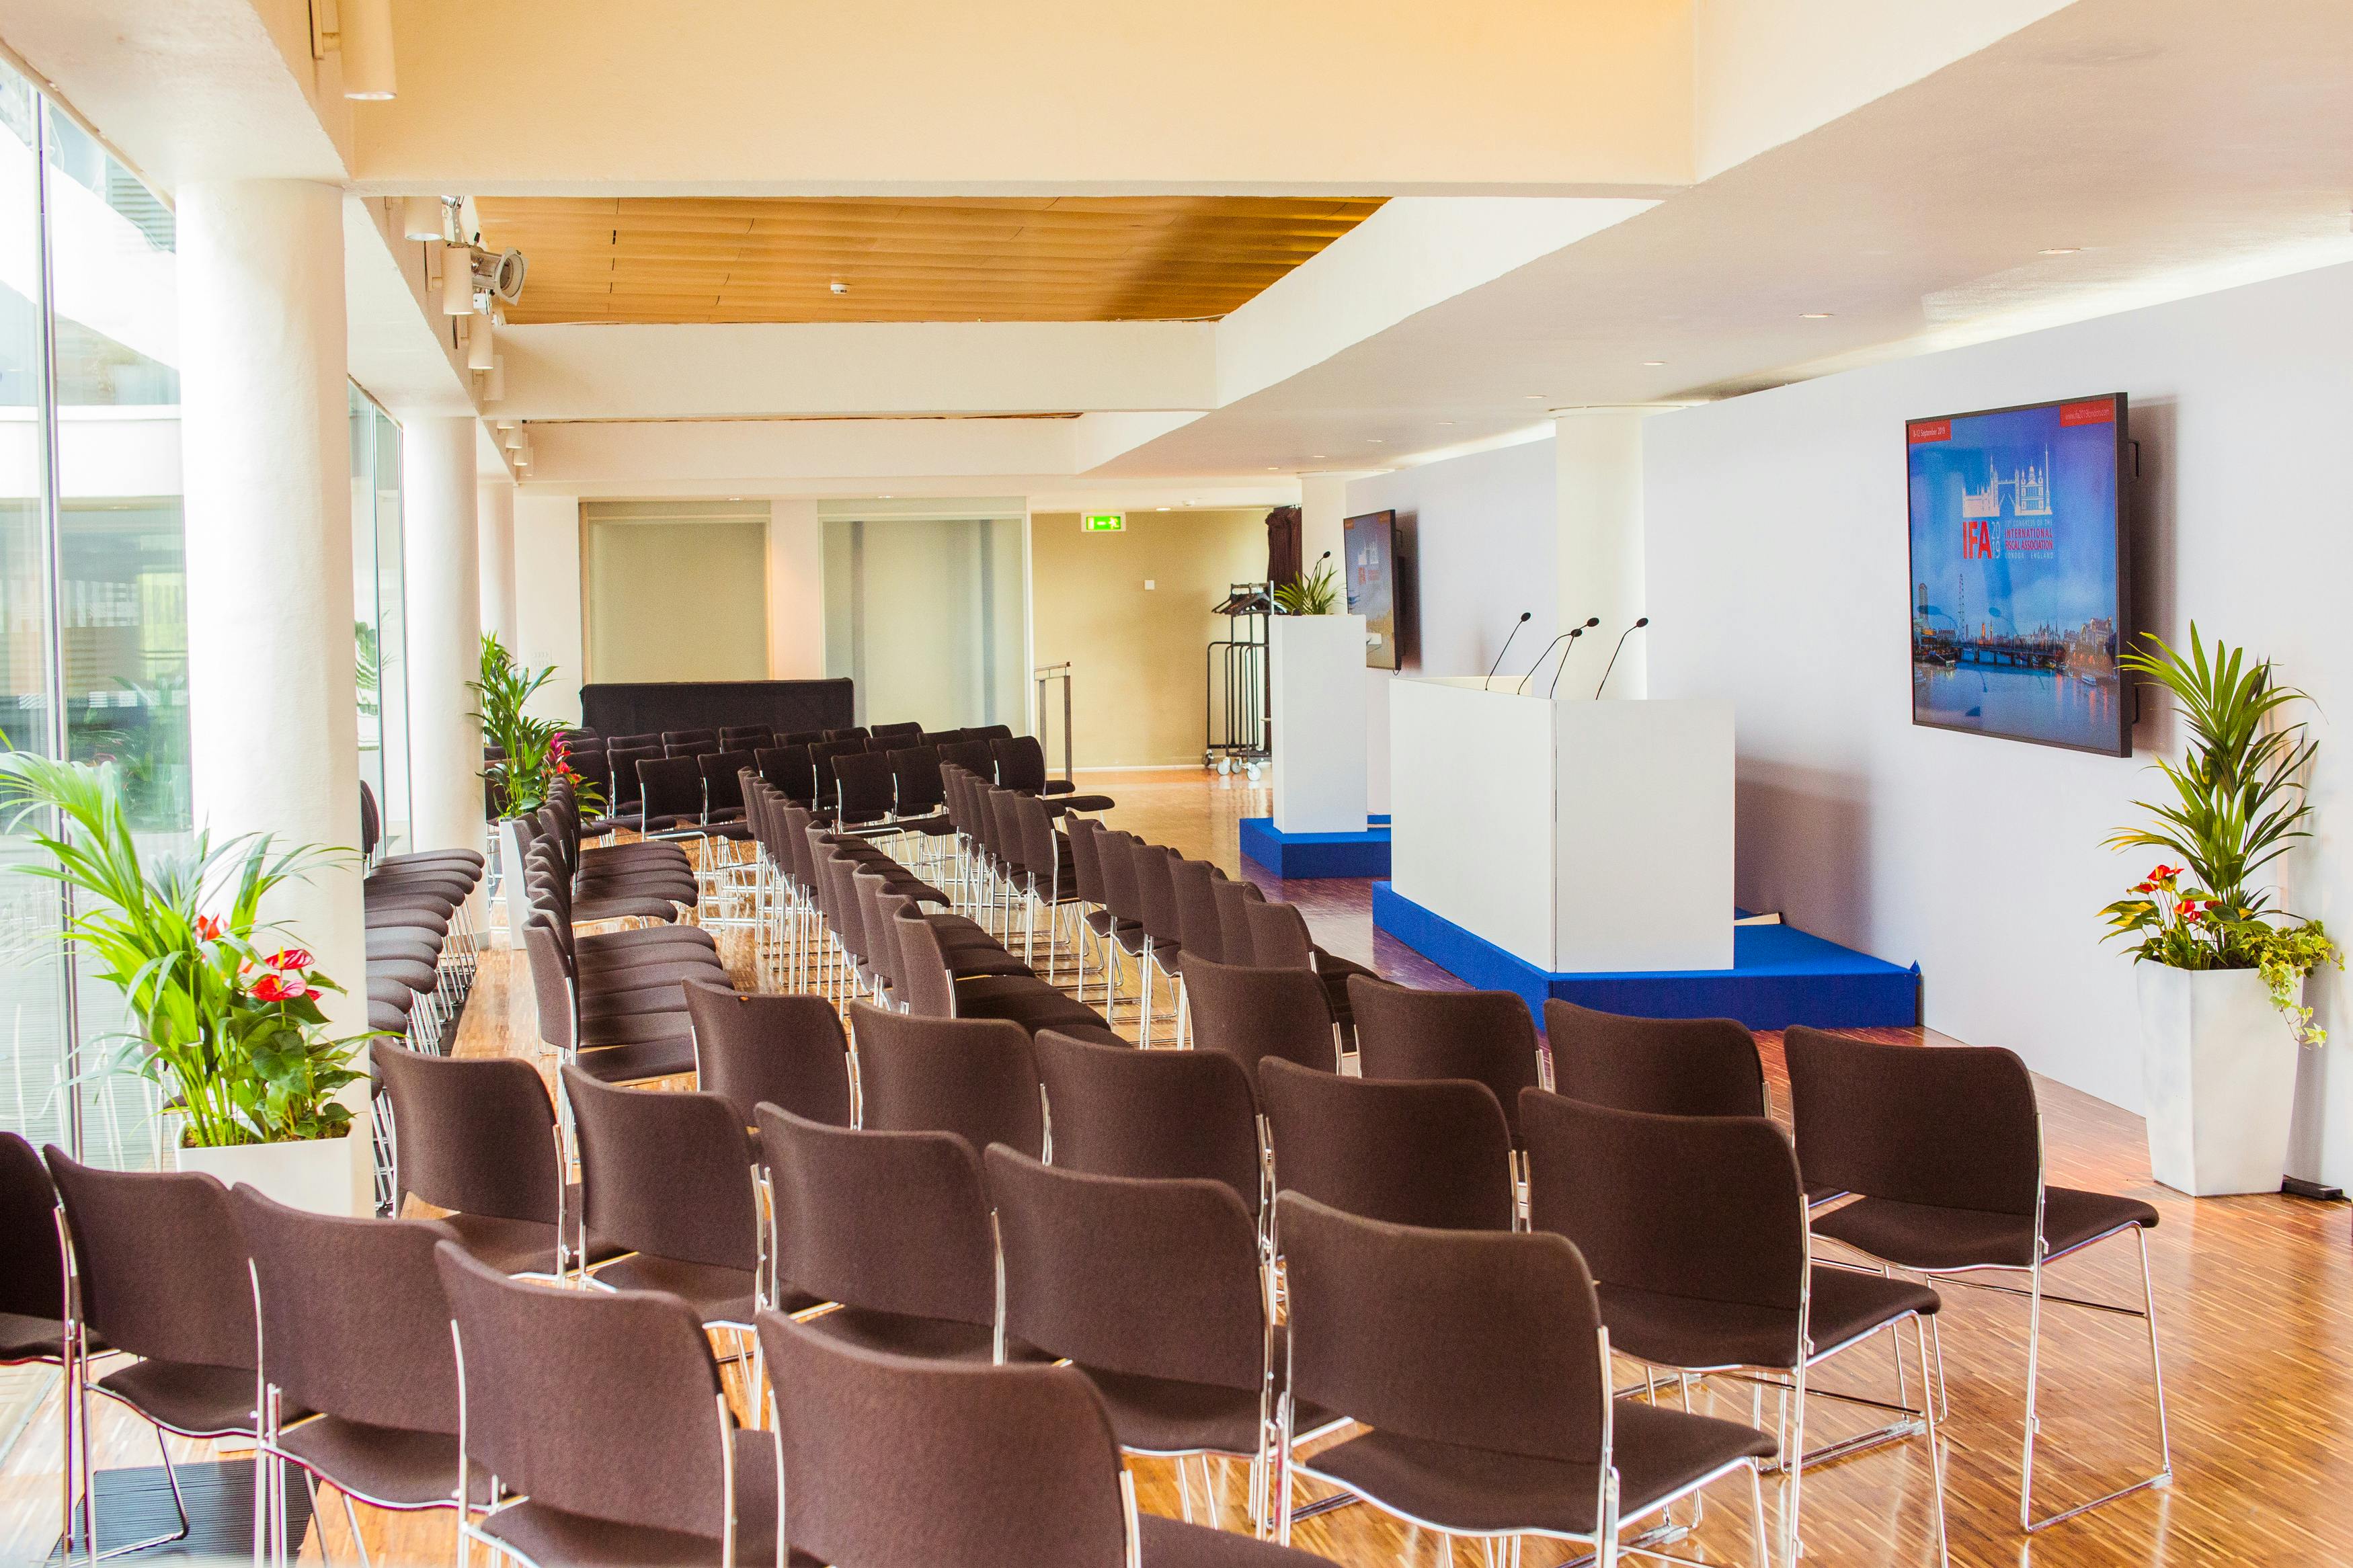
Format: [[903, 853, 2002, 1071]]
[[1521, 1091, 1806, 1347], [1211, 877, 1267, 965], [811, 738, 868, 800], [1276, 1192, 1606, 1467], [889, 746, 946, 815], [435, 1242, 734, 1541], [1242, 899, 1316, 970], [757, 744, 816, 804], [699, 749, 754, 816], [637, 754, 704, 824], [1064, 815, 1107, 907], [991, 735, 1049, 793], [858, 875, 916, 998], [758, 1313, 1133, 1568], [824, 727, 870, 742], [756, 1106, 998, 1327], [1168, 856, 1226, 963], [1351, 979, 1544, 1145], [1179, 952, 1338, 1087], [1782, 1026, 2041, 1218], [719, 726, 774, 751], [848, 1001, 1045, 1159], [1032, 1030, 1261, 1213], [609, 732, 662, 751], [0, 1132, 64, 1325], [884, 905, 963, 1020], [834, 751, 898, 824], [1259, 1057, 1515, 1231], [371, 1040, 562, 1223], [1543, 999, 1767, 1118], [937, 739, 997, 781], [234, 1188, 460, 1434], [44, 1149, 255, 1370], [682, 981, 854, 1132], [663, 728, 717, 749], [358, 779, 383, 858], [1128, 839, 1184, 946], [560, 1067, 761, 1272], [606, 745, 661, 811], [970, 724, 1013, 741], [987, 1147, 1265, 1392], [871, 720, 924, 744]]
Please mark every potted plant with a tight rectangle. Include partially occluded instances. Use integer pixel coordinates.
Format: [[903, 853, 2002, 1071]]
[[468, 633, 602, 820], [2101, 624, 2340, 1196], [1272, 555, 1340, 616], [0, 751, 376, 1212]]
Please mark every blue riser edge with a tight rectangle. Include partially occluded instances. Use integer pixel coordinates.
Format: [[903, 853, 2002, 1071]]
[[1238, 817, 1393, 880], [1371, 880, 1919, 1032]]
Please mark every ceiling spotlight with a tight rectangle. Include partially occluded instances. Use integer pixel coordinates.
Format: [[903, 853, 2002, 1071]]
[[1157, 507, 1170, 511], [442, 251, 475, 316], [1800, 312, 1833, 319], [485, 354, 505, 403], [830, 280, 849, 296], [328, 0, 397, 99], [399, 196, 446, 242], [1642, 360, 1667, 367], [2038, 247, 2081, 256], [503, 424, 524, 450], [467, 315, 495, 371], [1524, 395, 1546, 400]]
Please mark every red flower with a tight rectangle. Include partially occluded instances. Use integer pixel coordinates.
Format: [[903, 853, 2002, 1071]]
[[194, 913, 225, 942], [268, 948, 313, 973], [252, 972, 300, 1003], [2132, 881, 2155, 894]]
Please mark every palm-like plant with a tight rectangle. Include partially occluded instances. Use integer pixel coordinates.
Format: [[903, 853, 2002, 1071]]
[[1273, 558, 1340, 616], [0, 751, 370, 1145], [467, 633, 602, 818]]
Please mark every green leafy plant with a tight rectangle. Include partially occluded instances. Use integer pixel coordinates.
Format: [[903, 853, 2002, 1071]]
[[2100, 624, 2340, 1044], [356, 620, 381, 721], [0, 750, 372, 1146], [1273, 557, 1340, 616], [467, 633, 602, 819]]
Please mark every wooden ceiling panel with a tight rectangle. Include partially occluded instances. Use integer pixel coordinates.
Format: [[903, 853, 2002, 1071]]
[[474, 195, 1382, 324]]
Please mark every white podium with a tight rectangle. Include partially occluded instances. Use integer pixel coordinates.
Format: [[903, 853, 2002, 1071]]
[[1388, 678, 1733, 973], [1270, 614, 1370, 833]]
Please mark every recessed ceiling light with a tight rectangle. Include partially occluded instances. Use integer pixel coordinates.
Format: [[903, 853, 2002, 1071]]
[[729, 495, 743, 501], [1310, 454, 1326, 460], [1265, 466, 1279, 471], [1367, 439, 1385, 444], [2038, 247, 2081, 256], [1437, 421, 1455, 427], [1156, 507, 1170, 511], [1642, 361, 1666, 367], [1800, 312, 1833, 319]]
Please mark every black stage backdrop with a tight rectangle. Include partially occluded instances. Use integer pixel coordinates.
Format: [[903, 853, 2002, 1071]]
[[581, 679, 855, 739]]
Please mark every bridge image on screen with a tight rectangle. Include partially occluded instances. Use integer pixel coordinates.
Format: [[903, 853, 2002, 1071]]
[[1906, 395, 2127, 755]]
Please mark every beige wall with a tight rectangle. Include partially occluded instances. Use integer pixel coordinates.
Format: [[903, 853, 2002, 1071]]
[[1031, 509, 1267, 768], [582, 504, 770, 682]]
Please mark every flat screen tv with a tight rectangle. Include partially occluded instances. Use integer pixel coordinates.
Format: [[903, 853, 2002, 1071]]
[[1906, 393, 2130, 756], [1343, 509, 1401, 669]]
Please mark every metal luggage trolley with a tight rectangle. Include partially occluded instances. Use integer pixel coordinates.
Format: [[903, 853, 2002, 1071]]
[[1205, 582, 1271, 778]]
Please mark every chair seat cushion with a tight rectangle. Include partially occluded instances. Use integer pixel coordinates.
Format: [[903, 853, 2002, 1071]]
[[1811, 1186, 2156, 1272], [477, 1428, 789, 1567], [569, 893, 688, 924], [1597, 1267, 1938, 1373], [569, 1033, 700, 1083], [579, 925, 717, 958], [797, 1307, 1042, 1365], [944, 982, 1111, 1035], [367, 934, 442, 966], [96, 1358, 278, 1439], [432, 1196, 626, 1276], [1135, 1512, 1334, 1566], [277, 1415, 495, 1509], [1082, 1362, 1341, 1458], [0, 1311, 89, 1363], [1301, 1399, 1773, 1536], [590, 1255, 762, 1329]]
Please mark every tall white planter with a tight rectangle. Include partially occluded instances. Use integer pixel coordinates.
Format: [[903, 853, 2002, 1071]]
[[2137, 964, 2300, 1196], [1270, 614, 1369, 834], [177, 1132, 370, 1216]]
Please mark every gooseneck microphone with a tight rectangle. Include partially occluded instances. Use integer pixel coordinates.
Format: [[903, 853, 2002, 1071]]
[[1521, 616, 1601, 695], [1594, 616, 1651, 699], [1538, 617, 1603, 698], [1482, 611, 1533, 690]]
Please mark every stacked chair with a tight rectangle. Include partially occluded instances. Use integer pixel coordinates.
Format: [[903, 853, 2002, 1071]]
[[358, 781, 482, 1056]]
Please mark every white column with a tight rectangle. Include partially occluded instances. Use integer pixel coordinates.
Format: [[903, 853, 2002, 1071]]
[[512, 492, 584, 724], [766, 498, 826, 677], [405, 417, 483, 860], [1555, 409, 1654, 700], [477, 476, 518, 648], [179, 180, 366, 1050]]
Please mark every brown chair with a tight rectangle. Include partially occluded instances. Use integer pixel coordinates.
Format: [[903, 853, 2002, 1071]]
[[891, 909, 1120, 1043], [1350, 978, 1544, 1147], [756, 1310, 1334, 1567], [561, 1066, 768, 1330], [986, 1147, 1344, 1536], [1211, 877, 1267, 966], [847, 1001, 1047, 1160], [1033, 1030, 1262, 1217], [1258, 1059, 1515, 1233], [1272, 1190, 1776, 1555], [434, 1241, 779, 1567], [232, 1188, 484, 1559], [1241, 899, 1374, 1032], [2, 1132, 87, 1555], [44, 1150, 266, 1557], [1544, 998, 1767, 1118], [1521, 1089, 1946, 1565], [682, 981, 855, 1147], [371, 1040, 618, 1275], [1782, 1026, 2169, 1533], [1127, 839, 1189, 1046], [1181, 954, 1341, 1091], [756, 1105, 1021, 1364]]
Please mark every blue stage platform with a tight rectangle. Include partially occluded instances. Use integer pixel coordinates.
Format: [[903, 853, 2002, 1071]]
[[1370, 881, 1919, 1030], [1238, 815, 1392, 880]]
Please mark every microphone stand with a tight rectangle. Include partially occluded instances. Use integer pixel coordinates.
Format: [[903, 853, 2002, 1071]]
[[1543, 618, 1602, 698], [1519, 630, 1578, 695], [1482, 612, 1531, 690], [1593, 616, 1650, 699]]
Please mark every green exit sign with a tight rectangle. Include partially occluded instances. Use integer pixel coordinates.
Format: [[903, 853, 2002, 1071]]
[[1081, 512, 1125, 534]]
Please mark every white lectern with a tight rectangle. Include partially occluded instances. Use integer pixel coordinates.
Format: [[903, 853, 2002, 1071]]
[[1270, 614, 1370, 833], [1388, 678, 1733, 973]]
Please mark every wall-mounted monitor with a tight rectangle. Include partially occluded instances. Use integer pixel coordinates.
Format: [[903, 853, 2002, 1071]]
[[1906, 393, 2130, 756], [1344, 509, 1402, 670]]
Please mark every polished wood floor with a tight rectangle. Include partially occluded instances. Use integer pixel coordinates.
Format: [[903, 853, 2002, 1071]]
[[7, 769, 2351, 1565]]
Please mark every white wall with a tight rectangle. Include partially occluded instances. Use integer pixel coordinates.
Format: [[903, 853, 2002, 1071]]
[[512, 491, 584, 724], [767, 499, 826, 678], [1646, 261, 2353, 1141], [1345, 438, 1559, 681]]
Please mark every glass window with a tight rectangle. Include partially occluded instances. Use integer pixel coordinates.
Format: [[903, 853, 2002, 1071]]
[[350, 386, 407, 854]]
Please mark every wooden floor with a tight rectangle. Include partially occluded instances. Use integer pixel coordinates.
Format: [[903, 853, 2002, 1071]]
[[7, 768, 2351, 1565]]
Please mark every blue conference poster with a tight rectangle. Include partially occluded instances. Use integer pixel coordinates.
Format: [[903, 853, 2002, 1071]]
[[1907, 397, 2126, 753]]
